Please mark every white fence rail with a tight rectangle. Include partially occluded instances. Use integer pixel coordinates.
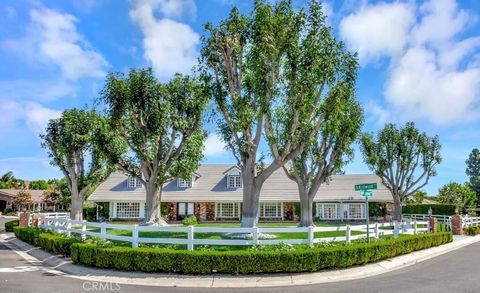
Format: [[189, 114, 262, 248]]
[[43, 218, 429, 251], [462, 215, 480, 228], [403, 214, 452, 231], [28, 212, 70, 226]]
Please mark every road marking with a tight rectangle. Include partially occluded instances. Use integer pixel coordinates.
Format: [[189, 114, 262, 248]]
[[0, 265, 42, 273]]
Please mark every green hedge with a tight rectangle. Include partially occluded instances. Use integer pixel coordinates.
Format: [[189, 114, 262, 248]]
[[13, 227, 42, 246], [5, 220, 19, 232], [70, 233, 452, 274], [38, 233, 80, 256], [464, 226, 480, 236], [402, 204, 456, 215]]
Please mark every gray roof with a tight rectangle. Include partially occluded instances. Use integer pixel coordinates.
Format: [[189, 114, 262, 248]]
[[0, 189, 46, 202], [89, 164, 393, 203]]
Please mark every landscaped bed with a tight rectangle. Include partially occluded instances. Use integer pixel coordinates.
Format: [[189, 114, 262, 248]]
[[13, 226, 452, 275]]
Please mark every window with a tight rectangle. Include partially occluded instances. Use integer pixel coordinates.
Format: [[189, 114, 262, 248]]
[[128, 176, 142, 188], [227, 175, 241, 188], [215, 202, 240, 218], [317, 203, 338, 219], [348, 203, 364, 219], [116, 202, 140, 218], [177, 178, 192, 188], [259, 202, 282, 218], [178, 202, 194, 216]]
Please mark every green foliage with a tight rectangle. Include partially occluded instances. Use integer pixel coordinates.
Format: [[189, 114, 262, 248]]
[[249, 242, 295, 252], [3, 207, 14, 215], [464, 226, 480, 236], [0, 171, 26, 189], [70, 233, 451, 274], [83, 206, 97, 221], [466, 148, 480, 204], [30, 180, 51, 190], [360, 122, 442, 220], [4, 220, 19, 232], [13, 227, 42, 246], [38, 233, 80, 256], [182, 215, 198, 226], [12, 190, 34, 208], [41, 108, 113, 220], [97, 68, 210, 223], [402, 204, 457, 215], [368, 202, 386, 217], [437, 182, 477, 213]]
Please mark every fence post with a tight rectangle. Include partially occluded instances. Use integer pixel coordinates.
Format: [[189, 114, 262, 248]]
[[44, 218, 48, 230], [132, 225, 138, 248], [413, 219, 417, 235], [393, 221, 399, 238], [404, 219, 411, 232], [66, 219, 72, 237], [374, 223, 379, 239], [81, 220, 87, 241], [426, 220, 431, 234], [101, 222, 107, 240], [253, 226, 259, 245], [54, 218, 59, 231], [346, 225, 351, 244], [307, 226, 314, 246], [187, 225, 194, 251]]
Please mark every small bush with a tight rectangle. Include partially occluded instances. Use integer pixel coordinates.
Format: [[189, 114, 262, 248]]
[[182, 215, 198, 226], [71, 232, 452, 274], [3, 207, 13, 214], [402, 204, 456, 215], [5, 220, 19, 232], [464, 226, 480, 236], [38, 233, 80, 256], [13, 227, 42, 246]]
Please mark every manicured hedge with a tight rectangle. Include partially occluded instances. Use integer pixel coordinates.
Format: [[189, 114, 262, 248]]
[[5, 220, 19, 232], [13, 226, 42, 246], [403, 204, 456, 215], [464, 226, 480, 236], [70, 233, 452, 274], [38, 233, 80, 256]]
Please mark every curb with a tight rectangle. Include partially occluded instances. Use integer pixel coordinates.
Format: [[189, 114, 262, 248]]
[[1, 232, 479, 288]]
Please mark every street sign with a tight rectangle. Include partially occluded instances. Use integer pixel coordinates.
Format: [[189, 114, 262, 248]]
[[361, 190, 373, 197], [354, 183, 378, 191]]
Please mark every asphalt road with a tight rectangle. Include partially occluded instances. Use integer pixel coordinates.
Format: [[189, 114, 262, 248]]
[[0, 216, 478, 293]]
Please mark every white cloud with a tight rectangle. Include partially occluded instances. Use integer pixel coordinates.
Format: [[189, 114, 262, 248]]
[[203, 133, 227, 157], [0, 79, 76, 102], [2, 7, 107, 80], [0, 100, 61, 135], [130, 0, 200, 79], [366, 100, 390, 125], [340, 2, 415, 63], [339, 0, 480, 125]]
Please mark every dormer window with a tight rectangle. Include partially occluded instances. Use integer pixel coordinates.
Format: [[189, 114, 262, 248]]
[[228, 175, 242, 188], [177, 178, 192, 188], [128, 176, 142, 188]]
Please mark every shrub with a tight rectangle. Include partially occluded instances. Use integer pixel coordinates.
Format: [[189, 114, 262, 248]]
[[402, 204, 456, 215], [5, 220, 19, 232], [13, 227, 42, 246], [182, 215, 198, 226], [38, 233, 81, 256], [3, 207, 13, 214], [464, 226, 480, 236], [71, 232, 452, 274]]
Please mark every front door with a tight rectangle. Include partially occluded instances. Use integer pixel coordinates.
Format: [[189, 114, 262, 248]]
[[177, 202, 194, 220], [0, 200, 6, 213]]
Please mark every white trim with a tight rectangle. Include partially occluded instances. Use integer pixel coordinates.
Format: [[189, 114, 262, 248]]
[[316, 202, 366, 220], [227, 175, 242, 188], [177, 178, 192, 188], [215, 202, 241, 218], [127, 176, 142, 189]]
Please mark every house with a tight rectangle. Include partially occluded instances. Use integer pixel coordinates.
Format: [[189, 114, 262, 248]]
[[0, 189, 48, 212], [88, 164, 393, 221]]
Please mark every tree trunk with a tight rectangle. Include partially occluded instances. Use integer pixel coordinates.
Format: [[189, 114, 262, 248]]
[[70, 190, 83, 221], [144, 182, 167, 225], [240, 161, 261, 227], [299, 189, 314, 227], [393, 199, 402, 222]]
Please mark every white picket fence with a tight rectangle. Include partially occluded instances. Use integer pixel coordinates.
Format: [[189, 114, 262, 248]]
[[462, 215, 480, 228], [28, 212, 70, 226], [43, 218, 429, 251]]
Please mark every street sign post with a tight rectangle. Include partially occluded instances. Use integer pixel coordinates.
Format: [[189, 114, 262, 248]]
[[355, 183, 377, 242]]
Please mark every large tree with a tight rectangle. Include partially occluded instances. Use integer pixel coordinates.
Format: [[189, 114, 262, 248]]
[[466, 148, 480, 204], [97, 68, 209, 225], [30, 180, 51, 190], [41, 109, 112, 220], [0, 171, 26, 189], [360, 122, 442, 221], [202, 0, 344, 227], [284, 94, 363, 227], [438, 182, 476, 214]]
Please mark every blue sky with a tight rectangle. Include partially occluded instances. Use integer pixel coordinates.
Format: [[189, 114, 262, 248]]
[[0, 0, 479, 196]]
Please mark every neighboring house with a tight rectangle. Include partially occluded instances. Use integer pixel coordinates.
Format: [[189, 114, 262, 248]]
[[0, 189, 47, 212], [88, 164, 393, 222]]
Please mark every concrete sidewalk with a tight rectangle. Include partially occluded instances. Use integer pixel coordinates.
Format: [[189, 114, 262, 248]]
[[1, 232, 479, 288]]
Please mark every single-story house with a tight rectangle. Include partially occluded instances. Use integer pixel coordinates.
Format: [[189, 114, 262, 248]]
[[0, 189, 48, 212], [88, 164, 393, 222]]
